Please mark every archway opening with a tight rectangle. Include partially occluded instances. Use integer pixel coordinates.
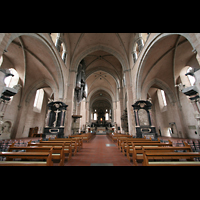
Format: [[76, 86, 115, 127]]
[[90, 90, 112, 128], [75, 49, 124, 134], [139, 34, 200, 139]]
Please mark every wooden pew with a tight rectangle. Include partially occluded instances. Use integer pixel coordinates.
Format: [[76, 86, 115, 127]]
[[49, 137, 83, 151], [39, 140, 78, 156], [143, 151, 200, 166], [0, 151, 53, 166], [122, 139, 162, 157], [118, 138, 155, 152], [141, 146, 193, 166], [111, 134, 132, 142], [8, 146, 65, 166], [69, 133, 92, 142], [28, 141, 72, 161], [127, 141, 173, 165], [117, 137, 152, 149]]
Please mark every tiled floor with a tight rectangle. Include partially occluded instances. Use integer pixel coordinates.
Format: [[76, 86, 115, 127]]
[[64, 135, 133, 166]]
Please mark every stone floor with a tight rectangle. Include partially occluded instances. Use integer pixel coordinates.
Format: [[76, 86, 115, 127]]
[[64, 135, 133, 166]]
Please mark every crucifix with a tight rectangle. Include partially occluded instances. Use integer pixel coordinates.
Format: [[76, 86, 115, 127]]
[[53, 109, 61, 127]]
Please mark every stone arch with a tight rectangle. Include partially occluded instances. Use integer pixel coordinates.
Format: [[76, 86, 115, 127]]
[[4, 33, 64, 99], [86, 68, 120, 92], [142, 78, 177, 104], [0, 33, 12, 56], [25, 78, 57, 105], [87, 87, 115, 104], [136, 33, 197, 100], [71, 44, 128, 73]]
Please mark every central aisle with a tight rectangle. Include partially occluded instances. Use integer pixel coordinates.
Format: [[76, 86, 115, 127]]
[[65, 135, 133, 166]]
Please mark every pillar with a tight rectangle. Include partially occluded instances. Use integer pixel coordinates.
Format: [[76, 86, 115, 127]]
[[64, 70, 77, 136]]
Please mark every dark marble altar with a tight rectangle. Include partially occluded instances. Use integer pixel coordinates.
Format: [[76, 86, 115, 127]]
[[43, 101, 68, 139], [132, 100, 157, 139]]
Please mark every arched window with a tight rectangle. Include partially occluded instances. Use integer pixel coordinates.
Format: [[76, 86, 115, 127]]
[[187, 67, 195, 86], [141, 33, 149, 44], [50, 33, 67, 63], [0, 55, 3, 66], [33, 89, 44, 113], [94, 113, 97, 120], [179, 66, 195, 88], [161, 90, 167, 106], [132, 35, 146, 64], [50, 33, 57, 45], [157, 89, 167, 111], [105, 109, 109, 120], [4, 68, 19, 88]]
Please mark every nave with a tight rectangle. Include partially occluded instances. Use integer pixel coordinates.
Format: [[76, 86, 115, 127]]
[[1, 134, 200, 166], [64, 135, 132, 166]]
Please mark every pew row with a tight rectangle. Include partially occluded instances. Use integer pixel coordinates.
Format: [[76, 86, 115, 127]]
[[49, 137, 83, 151], [143, 151, 200, 166], [119, 139, 160, 154], [69, 133, 93, 142], [127, 141, 173, 165], [0, 151, 53, 166], [39, 139, 79, 156], [110, 133, 132, 142], [117, 137, 153, 150], [8, 146, 65, 166], [28, 141, 72, 161], [141, 145, 193, 166], [122, 140, 162, 157]]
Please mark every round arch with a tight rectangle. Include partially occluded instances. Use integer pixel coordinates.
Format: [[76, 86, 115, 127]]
[[142, 78, 177, 104], [135, 33, 196, 100], [24, 78, 57, 105], [86, 66, 121, 89], [71, 44, 128, 73], [87, 87, 115, 105], [4, 33, 64, 99]]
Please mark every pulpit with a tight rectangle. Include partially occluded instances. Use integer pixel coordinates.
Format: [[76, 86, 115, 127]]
[[132, 100, 157, 139], [43, 101, 68, 139]]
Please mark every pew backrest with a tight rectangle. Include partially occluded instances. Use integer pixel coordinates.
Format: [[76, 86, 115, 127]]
[[0, 151, 53, 166], [143, 151, 200, 166]]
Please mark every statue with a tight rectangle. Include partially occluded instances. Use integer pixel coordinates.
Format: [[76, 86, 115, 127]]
[[0, 120, 11, 139], [48, 98, 54, 104], [13, 84, 22, 92], [175, 83, 185, 92]]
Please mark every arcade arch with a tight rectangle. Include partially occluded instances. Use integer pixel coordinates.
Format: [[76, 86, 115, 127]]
[[73, 48, 125, 133], [136, 33, 200, 138]]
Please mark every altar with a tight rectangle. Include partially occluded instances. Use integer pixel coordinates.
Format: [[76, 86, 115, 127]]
[[97, 127, 106, 135], [43, 101, 68, 139], [97, 127, 106, 132], [132, 100, 157, 139]]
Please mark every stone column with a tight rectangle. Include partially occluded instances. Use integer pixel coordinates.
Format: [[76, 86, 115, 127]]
[[60, 110, 66, 127], [64, 70, 77, 136]]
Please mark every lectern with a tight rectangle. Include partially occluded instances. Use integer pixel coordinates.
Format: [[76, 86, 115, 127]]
[[43, 101, 68, 139]]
